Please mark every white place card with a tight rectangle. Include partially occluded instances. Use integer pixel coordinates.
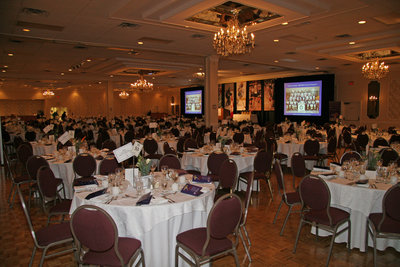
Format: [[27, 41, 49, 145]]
[[132, 141, 143, 157], [43, 124, 54, 134], [149, 122, 158, 128], [58, 131, 71, 145], [125, 168, 134, 186], [133, 168, 139, 177], [49, 135, 55, 142], [113, 142, 134, 163], [69, 130, 75, 139]]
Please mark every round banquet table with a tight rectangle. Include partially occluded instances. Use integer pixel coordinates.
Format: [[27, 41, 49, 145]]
[[277, 140, 327, 169], [310, 168, 400, 252], [70, 178, 215, 267], [30, 141, 57, 156]]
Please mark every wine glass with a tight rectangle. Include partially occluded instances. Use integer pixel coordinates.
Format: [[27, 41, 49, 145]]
[[150, 162, 157, 175], [161, 179, 168, 190], [161, 165, 168, 177], [170, 169, 178, 182]]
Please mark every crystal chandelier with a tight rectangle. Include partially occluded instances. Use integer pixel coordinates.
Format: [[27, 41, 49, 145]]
[[42, 89, 55, 97], [361, 59, 389, 80], [213, 10, 255, 57], [119, 90, 130, 99], [131, 71, 153, 92]]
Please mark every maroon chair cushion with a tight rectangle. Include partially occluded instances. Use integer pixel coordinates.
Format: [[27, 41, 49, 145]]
[[176, 228, 232, 256], [26, 155, 49, 180], [291, 153, 306, 178], [369, 213, 400, 234], [159, 155, 181, 170], [37, 167, 59, 198], [14, 174, 32, 183], [83, 237, 141, 266], [99, 157, 119, 175], [49, 200, 72, 213], [285, 191, 301, 205], [207, 153, 229, 175], [35, 222, 72, 246], [304, 207, 349, 226], [218, 159, 237, 189]]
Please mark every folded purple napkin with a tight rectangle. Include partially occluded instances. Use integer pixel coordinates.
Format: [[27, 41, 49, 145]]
[[85, 188, 107, 200], [136, 192, 152, 206], [181, 183, 203, 196], [192, 174, 212, 183]]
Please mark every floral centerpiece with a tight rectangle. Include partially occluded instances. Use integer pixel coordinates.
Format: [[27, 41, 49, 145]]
[[217, 136, 229, 151], [136, 155, 151, 176], [75, 136, 86, 155]]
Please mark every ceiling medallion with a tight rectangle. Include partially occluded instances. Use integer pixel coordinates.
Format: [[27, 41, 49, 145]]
[[361, 59, 389, 80], [131, 71, 153, 92], [213, 9, 255, 56]]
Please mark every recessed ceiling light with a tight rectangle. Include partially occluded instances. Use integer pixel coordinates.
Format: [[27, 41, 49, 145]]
[[98, 81, 102, 84], [22, 28, 30, 32], [282, 22, 288, 25], [349, 41, 355, 45], [4, 65, 8, 68], [2, 70, 6, 73], [138, 41, 144, 45], [358, 20, 366, 24], [61, 73, 64, 75], [274, 60, 279, 63], [109, 75, 114, 78], [8, 53, 13, 56], [86, 59, 91, 62], [315, 67, 320, 70], [68, 68, 72, 71], [273, 39, 279, 43]]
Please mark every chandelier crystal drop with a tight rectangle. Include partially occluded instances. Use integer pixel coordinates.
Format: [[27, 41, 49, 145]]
[[361, 59, 389, 80], [131, 72, 153, 92], [119, 90, 129, 99], [213, 10, 255, 57]]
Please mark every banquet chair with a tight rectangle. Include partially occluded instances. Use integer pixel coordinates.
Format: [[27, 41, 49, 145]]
[[143, 138, 163, 160], [366, 183, 400, 267], [239, 172, 254, 262], [176, 137, 186, 157], [16, 143, 33, 174], [70, 205, 145, 267], [7, 157, 34, 209], [323, 136, 339, 163], [239, 149, 274, 201], [37, 166, 71, 225], [273, 160, 301, 236], [373, 137, 389, 148], [72, 153, 97, 186], [171, 128, 180, 137], [175, 193, 242, 267], [266, 137, 288, 163], [17, 187, 74, 267], [184, 138, 198, 150], [356, 133, 369, 151], [233, 132, 244, 144], [25, 131, 37, 141], [389, 134, 400, 144], [340, 151, 362, 165], [159, 154, 181, 170], [291, 152, 306, 188], [124, 130, 135, 144], [99, 155, 120, 175], [342, 130, 354, 152], [380, 148, 399, 167], [207, 152, 229, 182], [293, 175, 351, 267], [215, 159, 238, 200], [102, 139, 117, 151], [303, 139, 323, 166], [163, 142, 177, 155]]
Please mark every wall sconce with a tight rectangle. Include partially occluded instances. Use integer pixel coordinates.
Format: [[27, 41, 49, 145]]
[[367, 81, 380, 119]]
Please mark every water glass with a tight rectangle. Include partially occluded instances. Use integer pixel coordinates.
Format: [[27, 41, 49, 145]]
[[136, 179, 144, 195]]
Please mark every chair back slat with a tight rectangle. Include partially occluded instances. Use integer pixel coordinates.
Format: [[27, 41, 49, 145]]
[[291, 152, 306, 178], [384, 184, 400, 222]]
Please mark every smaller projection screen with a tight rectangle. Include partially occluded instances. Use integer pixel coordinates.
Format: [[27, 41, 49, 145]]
[[180, 86, 204, 117], [284, 80, 322, 116]]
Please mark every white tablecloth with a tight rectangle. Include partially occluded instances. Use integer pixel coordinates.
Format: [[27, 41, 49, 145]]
[[181, 152, 255, 175], [31, 142, 57, 156], [70, 183, 215, 267], [277, 140, 327, 169], [311, 175, 399, 252]]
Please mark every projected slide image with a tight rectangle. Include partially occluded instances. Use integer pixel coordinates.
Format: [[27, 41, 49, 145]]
[[284, 81, 322, 116], [185, 90, 202, 114]]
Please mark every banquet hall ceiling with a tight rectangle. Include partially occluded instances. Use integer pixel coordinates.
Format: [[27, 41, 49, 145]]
[[0, 0, 399, 91]]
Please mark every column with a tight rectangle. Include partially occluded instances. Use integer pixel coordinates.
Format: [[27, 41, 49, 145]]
[[107, 81, 114, 119], [205, 55, 219, 129]]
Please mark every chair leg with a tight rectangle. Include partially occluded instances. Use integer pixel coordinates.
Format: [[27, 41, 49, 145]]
[[7, 183, 15, 204], [326, 230, 337, 267], [347, 220, 351, 251], [29, 246, 37, 267], [232, 249, 240, 267], [365, 220, 369, 253], [293, 220, 304, 253], [239, 228, 252, 262], [39, 247, 49, 267], [175, 245, 179, 267], [280, 205, 293, 236], [372, 232, 377, 267], [9, 184, 18, 208], [267, 179, 273, 201], [242, 225, 251, 246], [273, 200, 283, 224]]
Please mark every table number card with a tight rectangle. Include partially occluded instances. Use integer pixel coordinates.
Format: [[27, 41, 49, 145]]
[[43, 124, 54, 134], [58, 131, 71, 145], [69, 130, 75, 139], [132, 141, 143, 157], [113, 142, 134, 163]]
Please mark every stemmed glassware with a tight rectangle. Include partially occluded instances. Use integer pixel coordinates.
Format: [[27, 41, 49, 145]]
[[150, 162, 157, 175]]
